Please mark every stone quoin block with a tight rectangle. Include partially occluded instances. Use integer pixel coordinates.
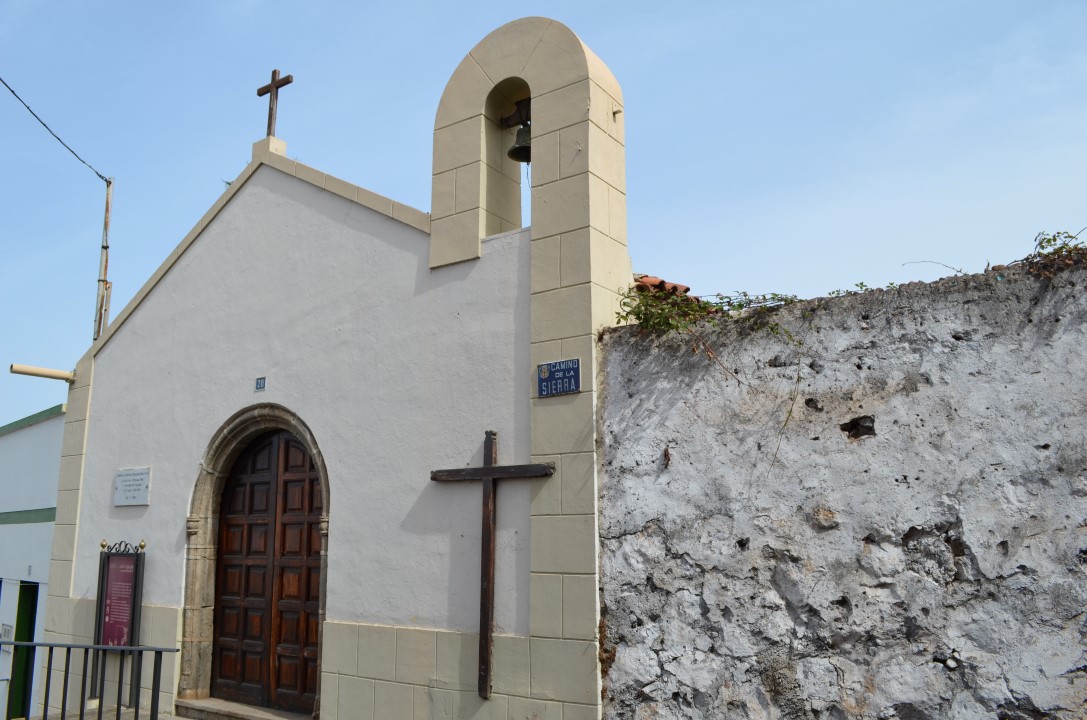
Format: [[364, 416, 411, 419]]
[[529, 637, 599, 703], [530, 174, 592, 241], [50, 524, 76, 563], [322, 621, 358, 675], [395, 627, 436, 685], [321, 673, 339, 720], [375, 680, 414, 719], [435, 630, 477, 691], [562, 574, 598, 640], [530, 284, 593, 344], [587, 123, 626, 192], [559, 228, 632, 293], [431, 169, 456, 218], [433, 117, 488, 174], [530, 391, 595, 455], [508, 697, 563, 720], [560, 451, 597, 515], [434, 53, 494, 130], [492, 634, 531, 696], [529, 454, 562, 515], [529, 130, 561, 187], [558, 123, 591, 181], [531, 515, 597, 574], [560, 334, 597, 377], [530, 234, 562, 294], [337, 675, 375, 720], [58, 455, 83, 491], [64, 383, 90, 421], [357, 622, 397, 682], [563, 702, 602, 720], [453, 163, 484, 215], [59, 420, 87, 458], [531, 81, 593, 137], [529, 573, 563, 638]]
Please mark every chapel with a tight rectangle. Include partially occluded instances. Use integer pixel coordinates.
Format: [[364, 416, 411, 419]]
[[42, 16, 627, 720]]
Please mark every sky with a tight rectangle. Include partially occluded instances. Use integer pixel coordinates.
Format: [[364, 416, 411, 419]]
[[1, 1, 1085, 426]]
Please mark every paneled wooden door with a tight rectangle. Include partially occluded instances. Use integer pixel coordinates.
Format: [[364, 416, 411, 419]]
[[212, 431, 323, 713]]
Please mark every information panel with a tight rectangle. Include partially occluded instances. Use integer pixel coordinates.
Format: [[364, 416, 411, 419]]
[[92, 543, 145, 703], [94, 544, 144, 648], [101, 555, 137, 645]]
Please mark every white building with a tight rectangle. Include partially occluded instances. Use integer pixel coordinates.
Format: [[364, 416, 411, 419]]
[[0, 405, 61, 718], [43, 17, 628, 719]]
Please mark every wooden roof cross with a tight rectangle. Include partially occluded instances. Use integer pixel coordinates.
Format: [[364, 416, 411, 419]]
[[257, 68, 293, 137], [431, 431, 554, 698]]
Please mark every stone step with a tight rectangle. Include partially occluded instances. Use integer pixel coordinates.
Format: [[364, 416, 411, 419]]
[[174, 698, 309, 720]]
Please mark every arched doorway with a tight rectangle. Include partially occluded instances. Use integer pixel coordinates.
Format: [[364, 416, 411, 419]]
[[212, 430, 322, 712], [179, 405, 329, 715]]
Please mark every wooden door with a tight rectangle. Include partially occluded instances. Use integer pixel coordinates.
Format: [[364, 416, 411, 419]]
[[272, 434, 323, 711], [212, 431, 322, 712]]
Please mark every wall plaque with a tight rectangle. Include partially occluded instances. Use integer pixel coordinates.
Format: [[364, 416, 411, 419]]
[[537, 358, 581, 397], [113, 467, 150, 506]]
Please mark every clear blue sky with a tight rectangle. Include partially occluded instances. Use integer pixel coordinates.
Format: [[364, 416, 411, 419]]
[[2, 1, 1085, 425]]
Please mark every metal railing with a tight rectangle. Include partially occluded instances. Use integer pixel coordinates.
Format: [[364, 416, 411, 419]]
[[0, 641, 178, 720]]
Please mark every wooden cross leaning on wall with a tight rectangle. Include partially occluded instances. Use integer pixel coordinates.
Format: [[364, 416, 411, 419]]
[[431, 431, 555, 699]]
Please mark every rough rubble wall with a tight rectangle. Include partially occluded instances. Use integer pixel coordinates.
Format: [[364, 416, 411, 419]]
[[599, 266, 1087, 719]]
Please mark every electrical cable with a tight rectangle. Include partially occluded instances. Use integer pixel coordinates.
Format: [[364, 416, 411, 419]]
[[0, 73, 109, 183]]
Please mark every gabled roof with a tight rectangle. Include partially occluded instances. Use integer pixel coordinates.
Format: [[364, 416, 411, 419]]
[[91, 138, 431, 355]]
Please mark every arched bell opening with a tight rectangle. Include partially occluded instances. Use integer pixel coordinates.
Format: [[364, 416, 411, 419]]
[[486, 77, 532, 228]]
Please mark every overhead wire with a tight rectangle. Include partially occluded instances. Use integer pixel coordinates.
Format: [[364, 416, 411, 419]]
[[0, 73, 109, 183]]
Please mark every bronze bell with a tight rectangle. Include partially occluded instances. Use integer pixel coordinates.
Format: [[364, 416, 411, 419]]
[[507, 124, 531, 163]]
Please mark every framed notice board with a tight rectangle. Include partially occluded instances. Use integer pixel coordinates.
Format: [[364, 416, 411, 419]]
[[92, 541, 146, 703], [94, 543, 145, 647]]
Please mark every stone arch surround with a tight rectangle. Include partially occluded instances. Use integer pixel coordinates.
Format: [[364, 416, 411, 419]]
[[177, 403, 330, 703]]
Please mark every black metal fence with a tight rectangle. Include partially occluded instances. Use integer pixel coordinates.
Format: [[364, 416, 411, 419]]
[[0, 641, 177, 720]]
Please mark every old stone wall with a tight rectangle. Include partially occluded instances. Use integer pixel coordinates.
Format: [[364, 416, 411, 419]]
[[599, 266, 1087, 719]]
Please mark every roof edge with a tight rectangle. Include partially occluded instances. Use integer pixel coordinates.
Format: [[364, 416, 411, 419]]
[[0, 403, 66, 438], [253, 143, 431, 234]]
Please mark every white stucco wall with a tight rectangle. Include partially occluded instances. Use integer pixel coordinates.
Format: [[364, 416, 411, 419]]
[[0, 412, 64, 512], [0, 410, 61, 582], [0, 524, 53, 584], [75, 166, 534, 634], [0, 410, 58, 713]]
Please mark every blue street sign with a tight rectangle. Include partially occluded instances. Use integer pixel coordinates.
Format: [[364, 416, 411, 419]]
[[538, 359, 581, 397]]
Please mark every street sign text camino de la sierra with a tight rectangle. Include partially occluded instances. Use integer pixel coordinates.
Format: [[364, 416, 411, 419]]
[[537, 359, 580, 397]]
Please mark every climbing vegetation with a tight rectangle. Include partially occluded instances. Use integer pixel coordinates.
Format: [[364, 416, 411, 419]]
[[615, 288, 798, 335], [617, 228, 1085, 336], [1024, 229, 1086, 277]]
